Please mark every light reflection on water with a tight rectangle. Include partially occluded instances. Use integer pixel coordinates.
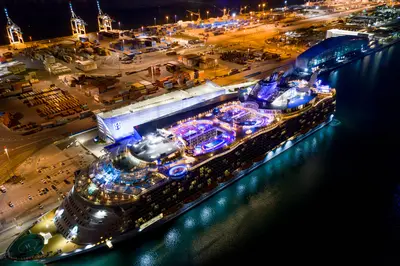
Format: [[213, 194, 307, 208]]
[[49, 123, 336, 266]]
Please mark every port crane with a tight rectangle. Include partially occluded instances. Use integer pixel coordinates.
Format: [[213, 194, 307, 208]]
[[186, 10, 201, 22], [97, 0, 113, 32], [218, 8, 231, 20], [4, 8, 23, 45], [69, 2, 87, 36]]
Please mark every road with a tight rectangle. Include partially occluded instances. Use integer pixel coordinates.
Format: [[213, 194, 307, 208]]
[[207, 5, 377, 48]]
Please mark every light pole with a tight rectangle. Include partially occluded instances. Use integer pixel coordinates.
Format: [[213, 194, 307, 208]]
[[154, 17, 156, 26], [118, 21, 121, 30], [4, 146, 14, 177], [262, 3, 266, 12], [244, 6, 247, 13], [166, 16, 169, 24], [207, 10, 209, 19], [174, 14, 177, 23], [4, 146, 10, 162], [258, 4, 261, 12]]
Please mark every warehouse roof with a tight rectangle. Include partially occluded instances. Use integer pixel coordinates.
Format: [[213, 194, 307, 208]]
[[97, 81, 224, 119]]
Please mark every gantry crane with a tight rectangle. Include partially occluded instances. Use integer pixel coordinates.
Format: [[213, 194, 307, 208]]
[[69, 2, 87, 36], [4, 8, 23, 45], [186, 9, 201, 22], [97, 0, 113, 32], [218, 8, 231, 17], [218, 8, 231, 20]]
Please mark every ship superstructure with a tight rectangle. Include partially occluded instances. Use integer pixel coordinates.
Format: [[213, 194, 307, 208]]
[[6, 74, 336, 263]]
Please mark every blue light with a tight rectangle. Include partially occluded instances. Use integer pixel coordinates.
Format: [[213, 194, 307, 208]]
[[165, 228, 180, 248], [217, 197, 227, 206], [184, 217, 195, 229], [139, 253, 155, 266], [200, 206, 213, 224]]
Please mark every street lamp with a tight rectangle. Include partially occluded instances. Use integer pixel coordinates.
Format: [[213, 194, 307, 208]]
[[262, 3, 266, 12], [141, 26, 144, 32], [207, 10, 209, 19], [4, 146, 10, 162], [166, 16, 169, 24], [244, 6, 247, 13], [258, 4, 261, 11], [118, 21, 121, 30], [4, 146, 14, 177], [174, 14, 177, 23], [154, 17, 156, 26]]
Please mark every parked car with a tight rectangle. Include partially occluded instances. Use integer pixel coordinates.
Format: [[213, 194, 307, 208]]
[[8, 201, 14, 208], [228, 68, 240, 75], [0, 185, 6, 193], [51, 185, 58, 191]]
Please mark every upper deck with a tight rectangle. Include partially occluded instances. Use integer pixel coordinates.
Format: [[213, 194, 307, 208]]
[[74, 79, 335, 206]]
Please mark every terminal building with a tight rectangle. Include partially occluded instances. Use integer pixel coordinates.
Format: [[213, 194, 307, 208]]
[[295, 35, 369, 70], [96, 81, 229, 142]]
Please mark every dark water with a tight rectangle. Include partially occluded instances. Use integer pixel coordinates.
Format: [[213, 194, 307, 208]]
[[33, 44, 398, 266], [0, 0, 298, 45]]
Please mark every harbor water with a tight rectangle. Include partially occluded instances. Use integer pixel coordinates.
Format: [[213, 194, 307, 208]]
[[2, 42, 394, 266]]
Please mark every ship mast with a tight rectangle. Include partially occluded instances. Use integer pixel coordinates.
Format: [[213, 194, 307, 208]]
[[4, 8, 23, 45], [97, 0, 113, 32], [69, 2, 86, 37]]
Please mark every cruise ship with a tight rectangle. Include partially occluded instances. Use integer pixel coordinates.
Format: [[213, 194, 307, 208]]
[[5, 73, 336, 263]]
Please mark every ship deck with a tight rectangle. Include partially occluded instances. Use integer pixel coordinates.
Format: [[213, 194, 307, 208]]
[[7, 208, 84, 262]]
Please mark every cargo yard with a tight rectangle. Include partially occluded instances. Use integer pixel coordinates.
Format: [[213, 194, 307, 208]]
[[0, 0, 400, 259]]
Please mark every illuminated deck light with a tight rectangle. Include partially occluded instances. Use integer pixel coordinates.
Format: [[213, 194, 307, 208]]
[[106, 239, 113, 248]]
